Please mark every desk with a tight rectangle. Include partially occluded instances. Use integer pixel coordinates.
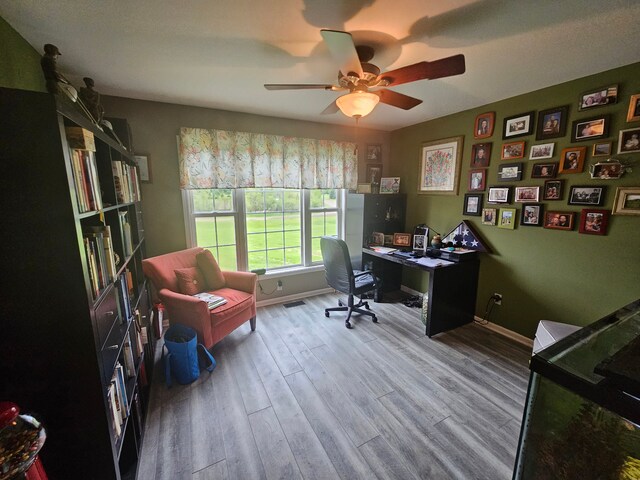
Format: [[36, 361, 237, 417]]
[[362, 248, 479, 337]]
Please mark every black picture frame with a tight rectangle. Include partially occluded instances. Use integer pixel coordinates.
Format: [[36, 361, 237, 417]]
[[463, 193, 483, 216], [502, 111, 535, 139], [578, 84, 618, 111], [568, 186, 606, 206], [531, 162, 558, 179], [521, 204, 543, 227], [535, 105, 569, 140], [543, 180, 563, 201], [571, 114, 610, 142], [498, 162, 523, 182]]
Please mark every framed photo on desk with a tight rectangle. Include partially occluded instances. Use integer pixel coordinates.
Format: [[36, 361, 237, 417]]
[[393, 233, 412, 247]]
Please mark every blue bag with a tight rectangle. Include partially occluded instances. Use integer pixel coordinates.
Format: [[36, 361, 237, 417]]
[[163, 324, 216, 387]]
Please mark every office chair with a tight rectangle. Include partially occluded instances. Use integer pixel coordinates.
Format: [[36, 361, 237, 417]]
[[320, 236, 380, 329]]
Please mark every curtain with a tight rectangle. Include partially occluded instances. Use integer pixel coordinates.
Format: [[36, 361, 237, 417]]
[[178, 127, 358, 190]]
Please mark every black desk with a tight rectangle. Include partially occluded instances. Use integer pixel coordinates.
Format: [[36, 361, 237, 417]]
[[362, 248, 479, 337]]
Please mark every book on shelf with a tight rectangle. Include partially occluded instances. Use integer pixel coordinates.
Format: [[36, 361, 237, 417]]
[[85, 225, 117, 281], [193, 292, 228, 310], [118, 274, 132, 321], [107, 383, 122, 438], [69, 149, 102, 213], [117, 211, 134, 257], [112, 363, 128, 422], [112, 160, 141, 204], [122, 337, 136, 378]]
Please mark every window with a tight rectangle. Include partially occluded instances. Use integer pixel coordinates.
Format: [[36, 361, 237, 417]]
[[184, 188, 343, 271]]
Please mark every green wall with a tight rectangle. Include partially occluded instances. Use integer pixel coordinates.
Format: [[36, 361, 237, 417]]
[[391, 63, 640, 338], [0, 16, 45, 92]]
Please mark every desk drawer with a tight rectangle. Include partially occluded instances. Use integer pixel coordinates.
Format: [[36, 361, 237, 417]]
[[95, 288, 119, 350]]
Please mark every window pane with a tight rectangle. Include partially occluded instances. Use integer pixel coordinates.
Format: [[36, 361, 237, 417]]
[[324, 189, 338, 208], [284, 212, 300, 232], [245, 190, 264, 213], [311, 237, 322, 262], [267, 249, 285, 268], [266, 232, 283, 249], [311, 212, 325, 236], [264, 190, 283, 212], [284, 247, 301, 266], [324, 211, 338, 237], [247, 232, 265, 251], [283, 191, 300, 211], [248, 251, 266, 271], [195, 217, 216, 246], [265, 214, 284, 232], [310, 189, 323, 208], [216, 216, 236, 245], [216, 246, 237, 271], [213, 189, 234, 211], [246, 213, 265, 233], [192, 190, 213, 213], [284, 229, 300, 247]]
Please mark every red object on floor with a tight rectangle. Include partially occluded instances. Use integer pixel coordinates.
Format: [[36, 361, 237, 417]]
[[25, 456, 48, 480]]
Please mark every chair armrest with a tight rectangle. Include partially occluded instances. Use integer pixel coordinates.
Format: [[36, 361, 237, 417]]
[[222, 271, 257, 294], [353, 270, 374, 278], [157, 288, 212, 343]]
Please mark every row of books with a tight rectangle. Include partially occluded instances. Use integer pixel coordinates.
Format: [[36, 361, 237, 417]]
[[118, 211, 134, 258], [107, 362, 129, 439], [70, 149, 103, 213], [83, 225, 117, 299], [118, 272, 133, 321], [112, 160, 141, 204]]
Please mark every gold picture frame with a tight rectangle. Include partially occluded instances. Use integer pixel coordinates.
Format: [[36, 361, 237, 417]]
[[627, 94, 640, 122], [418, 136, 464, 195]]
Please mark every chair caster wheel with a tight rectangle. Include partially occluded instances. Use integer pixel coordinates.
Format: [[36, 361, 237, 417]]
[[338, 300, 344, 306], [372, 316, 378, 323], [325, 311, 330, 317], [364, 302, 370, 310], [345, 321, 352, 329]]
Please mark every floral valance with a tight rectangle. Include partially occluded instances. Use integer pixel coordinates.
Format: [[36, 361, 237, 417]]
[[178, 127, 358, 190]]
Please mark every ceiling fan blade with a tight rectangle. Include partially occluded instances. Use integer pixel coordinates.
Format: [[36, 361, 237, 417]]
[[379, 54, 466, 86], [374, 89, 423, 110], [320, 29, 363, 78], [264, 84, 342, 91], [321, 100, 340, 115]]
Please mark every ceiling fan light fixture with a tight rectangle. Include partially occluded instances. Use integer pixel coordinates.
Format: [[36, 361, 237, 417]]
[[336, 91, 379, 118]]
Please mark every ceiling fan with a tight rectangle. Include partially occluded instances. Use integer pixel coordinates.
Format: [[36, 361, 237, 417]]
[[264, 29, 466, 120]]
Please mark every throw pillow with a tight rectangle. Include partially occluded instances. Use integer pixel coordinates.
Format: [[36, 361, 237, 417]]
[[174, 267, 207, 295], [196, 249, 226, 290]]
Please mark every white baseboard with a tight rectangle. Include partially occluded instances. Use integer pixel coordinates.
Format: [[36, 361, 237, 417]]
[[256, 287, 334, 308]]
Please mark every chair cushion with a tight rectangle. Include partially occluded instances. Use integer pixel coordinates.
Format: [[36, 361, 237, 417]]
[[174, 267, 207, 295], [196, 250, 226, 290], [207, 287, 254, 326]]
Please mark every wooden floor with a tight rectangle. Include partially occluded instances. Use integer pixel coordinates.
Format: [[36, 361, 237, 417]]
[[136, 293, 531, 480]]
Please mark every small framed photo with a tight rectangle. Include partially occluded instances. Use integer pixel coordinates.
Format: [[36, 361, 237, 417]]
[[356, 183, 372, 194], [370, 232, 385, 246], [474, 112, 495, 139], [135, 155, 151, 183], [366, 144, 382, 162], [590, 161, 623, 180], [571, 115, 610, 142], [471, 143, 491, 167], [592, 141, 612, 157], [617, 127, 640, 154], [384, 234, 394, 245], [612, 187, 640, 216], [413, 234, 425, 251], [463, 193, 483, 216], [469, 169, 486, 191], [514, 186, 540, 203], [501, 141, 525, 160], [536, 106, 569, 140], [531, 162, 558, 179], [627, 94, 640, 122], [521, 204, 543, 227], [558, 147, 587, 174], [579, 209, 609, 235], [488, 186, 510, 204], [482, 208, 497, 225], [366, 163, 383, 185], [503, 111, 535, 139], [578, 84, 618, 111], [569, 186, 606, 206], [498, 208, 517, 229], [544, 211, 575, 230], [543, 180, 563, 201], [498, 162, 523, 182], [393, 233, 412, 247], [529, 143, 554, 160], [380, 177, 400, 194]]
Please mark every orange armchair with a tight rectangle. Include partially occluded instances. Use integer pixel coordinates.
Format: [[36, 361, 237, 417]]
[[142, 247, 257, 349]]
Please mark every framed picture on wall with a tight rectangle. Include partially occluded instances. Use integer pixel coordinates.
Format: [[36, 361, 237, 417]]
[[627, 94, 640, 122], [135, 155, 151, 183], [529, 143, 554, 160], [488, 186, 510, 203], [612, 187, 640, 215], [569, 186, 606, 206], [474, 112, 495, 139], [468, 169, 486, 191], [536, 106, 569, 140], [521, 204, 543, 226], [543, 180, 563, 201], [578, 84, 618, 111], [482, 208, 497, 225], [617, 127, 640, 154], [571, 115, 610, 142], [498, 163, 523, 181], [579, 209, 609, 235], [463, 193, 483, 216], [558, 147, 587, 173], [544, 211, 575, 230], [501, 141, 525, 160], [418, 136, 464, 195], [498, 208, 517, 229], [502, 111, 535, 139], [366, 144, 382, 162], [592, 141, 612, 157], [514, 186, 540, 203], [531, 162, 557, 179], [366, 163, 383, 184], [471, 143, 491, 167]]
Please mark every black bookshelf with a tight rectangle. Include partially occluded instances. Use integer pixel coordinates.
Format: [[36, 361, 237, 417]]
[[0, 87, 156, 479]]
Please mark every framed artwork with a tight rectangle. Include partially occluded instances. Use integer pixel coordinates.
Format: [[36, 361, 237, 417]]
[[592, 141, 612, 157], [488, 186, 510, 204], [503, 111, 535, 139], [413, 234, 425, 251], [482, 208, 497, 225], [544, 211, 575, 230], [531, 162, 558, 179], [536, 106, 569, 140], [471, 143, 491, 167], [558, 147, 587, 173], [501, 141, 525, 160], [384, 234, 394, 245], [392, 233, 412, 247], [498, 162, 523, 182], [571, 115, 610, 142], [463, 193, 483, 216], [579, 209, 609, 235], [590, 161, 623, 180], [514, 186, 540, 203], [366, 144, 382, 162], [418, 136, 464, 195], [498, 208, 516, 229], [474, 112, 495, 139], [617, 127, 640, 154], [135, 155, 151, 183], [356, 183, 372, 194], [366, 163, 383, 184], [380, 177, 400, 194], [569, 186, 606, 206], [543, 180, 563, 201], [529, 143, 554, 160], [521, 204, 543, 227], [612, 187, 640, 215], [370, 232, 385, 245], [627, 94, 640, 122], [469, 169, 486, 191], [578, 84, 618, 111]]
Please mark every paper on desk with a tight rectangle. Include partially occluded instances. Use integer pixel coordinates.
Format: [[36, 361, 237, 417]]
[[406, 256, 454, 267]]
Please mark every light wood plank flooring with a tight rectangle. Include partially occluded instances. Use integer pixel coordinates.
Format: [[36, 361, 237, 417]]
[[137, 293, 531, 480]]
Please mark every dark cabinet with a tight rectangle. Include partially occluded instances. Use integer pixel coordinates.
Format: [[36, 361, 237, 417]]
[[361, 194, 406, 247]]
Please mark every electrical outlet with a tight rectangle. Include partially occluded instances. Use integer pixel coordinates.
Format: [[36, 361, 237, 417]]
[[493, 293, 502, 305], [277, 280, 283, 291]]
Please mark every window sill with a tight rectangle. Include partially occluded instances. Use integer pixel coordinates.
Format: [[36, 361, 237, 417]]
[[261, 264, 325, 278]]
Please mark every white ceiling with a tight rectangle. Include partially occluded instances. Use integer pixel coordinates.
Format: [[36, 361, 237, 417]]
[[2, 0, 640, 131]]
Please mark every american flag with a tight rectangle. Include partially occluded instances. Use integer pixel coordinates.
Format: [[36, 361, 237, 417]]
[[442, 220, 491, 252]]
